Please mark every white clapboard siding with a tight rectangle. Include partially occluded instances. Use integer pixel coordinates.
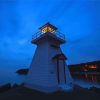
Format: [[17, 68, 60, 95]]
[[25, 33, 73, 93]]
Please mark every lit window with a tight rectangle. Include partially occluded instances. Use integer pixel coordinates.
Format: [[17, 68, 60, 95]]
[[41, 26, 56, 33], [39, 22, 57, 34]]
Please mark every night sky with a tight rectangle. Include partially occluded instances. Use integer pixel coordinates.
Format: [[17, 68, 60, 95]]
[[0, 0, 100, 73]]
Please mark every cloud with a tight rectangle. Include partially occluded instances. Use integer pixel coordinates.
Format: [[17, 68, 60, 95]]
[[0, 0, 100, 65]]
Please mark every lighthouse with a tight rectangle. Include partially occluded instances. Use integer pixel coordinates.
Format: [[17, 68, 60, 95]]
[[25, 22, 73, 93]]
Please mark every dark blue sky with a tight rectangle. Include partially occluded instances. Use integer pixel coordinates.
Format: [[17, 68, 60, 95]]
[[0, 0, 100, 72]]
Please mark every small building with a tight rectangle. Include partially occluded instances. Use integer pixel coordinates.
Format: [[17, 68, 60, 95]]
[[25, 22, 73, 93], [69, 61, 100, 83]]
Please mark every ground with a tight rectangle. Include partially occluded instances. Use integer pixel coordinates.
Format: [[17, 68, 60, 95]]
[[0, 86, 100, 100]]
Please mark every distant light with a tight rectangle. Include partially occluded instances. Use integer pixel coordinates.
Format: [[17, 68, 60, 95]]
[[88, 65, 97, 69], [85, 65, 97, 69]]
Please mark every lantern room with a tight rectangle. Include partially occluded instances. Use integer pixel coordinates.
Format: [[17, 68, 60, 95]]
[[39, 22, 57, 33], [32, 22, 66, 44]]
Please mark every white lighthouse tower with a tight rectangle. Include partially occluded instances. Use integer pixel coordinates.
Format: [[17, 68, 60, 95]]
[[25, 22, 73, 93]]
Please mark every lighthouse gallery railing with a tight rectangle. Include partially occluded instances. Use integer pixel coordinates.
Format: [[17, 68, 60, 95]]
[[32, 31, 65, 40]]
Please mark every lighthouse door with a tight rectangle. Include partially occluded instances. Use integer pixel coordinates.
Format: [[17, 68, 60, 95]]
[[53, 54, 67, 85], [57, 60, 66, 85]]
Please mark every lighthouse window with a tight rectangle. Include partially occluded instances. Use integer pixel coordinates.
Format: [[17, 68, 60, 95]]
[[41, 27, 48, 33], [41, 26, 56, 33], [48, 27, 55, 33]]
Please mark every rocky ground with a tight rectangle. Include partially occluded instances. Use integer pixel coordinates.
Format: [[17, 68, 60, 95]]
[[0, 84, 100, 100]]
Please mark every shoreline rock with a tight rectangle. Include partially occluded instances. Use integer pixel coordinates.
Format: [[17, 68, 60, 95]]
[[16, 68, 29, 75]]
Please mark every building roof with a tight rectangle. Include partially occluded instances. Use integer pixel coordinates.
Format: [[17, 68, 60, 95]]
[[69, 60, 100, 67]]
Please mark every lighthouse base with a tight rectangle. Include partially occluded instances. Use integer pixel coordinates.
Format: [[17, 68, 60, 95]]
[[24, 83, 59, 93], [24, 83, 74, 93]]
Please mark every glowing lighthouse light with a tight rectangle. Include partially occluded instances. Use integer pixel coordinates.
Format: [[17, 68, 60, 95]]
[[39, 22, 57, 33]]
